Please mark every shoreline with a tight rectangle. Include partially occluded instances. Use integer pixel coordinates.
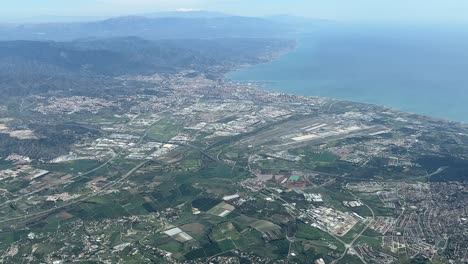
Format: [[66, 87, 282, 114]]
[[224, 39, 299, 77], [224, 39, 468, 125], [226, 78, 468, 126]]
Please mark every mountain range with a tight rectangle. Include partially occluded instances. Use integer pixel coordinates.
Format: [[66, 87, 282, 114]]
[[0, 15, 289, 41], [0, 37, 293, 97]]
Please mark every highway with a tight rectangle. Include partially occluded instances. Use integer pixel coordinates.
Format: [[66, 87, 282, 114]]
[[0, 114, 162, 227]]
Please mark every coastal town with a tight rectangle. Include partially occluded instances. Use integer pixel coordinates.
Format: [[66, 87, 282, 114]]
[[0, 69, 467, 263]]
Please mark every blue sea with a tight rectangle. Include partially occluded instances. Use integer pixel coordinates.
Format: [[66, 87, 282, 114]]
[[228, 24, 468, 123]]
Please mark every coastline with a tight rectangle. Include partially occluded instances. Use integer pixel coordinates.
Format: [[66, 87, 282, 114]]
[[224, 39, 299, 77], [225, 37, 468, 125]]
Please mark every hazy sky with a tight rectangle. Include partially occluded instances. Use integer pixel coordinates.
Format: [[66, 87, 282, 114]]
[[2, 0, 468, 23]]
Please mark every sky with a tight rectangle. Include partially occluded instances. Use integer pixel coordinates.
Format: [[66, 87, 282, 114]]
[[2, 0, 468, 24]]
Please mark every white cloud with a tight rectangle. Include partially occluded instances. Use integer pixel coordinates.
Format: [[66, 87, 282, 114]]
[[95, 0, 235, 7], [95, 0, 209, 7], [91, 0, 203, 14], [90, 0, 238, 15]]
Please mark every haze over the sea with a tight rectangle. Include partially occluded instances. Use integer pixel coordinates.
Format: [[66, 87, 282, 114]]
[[228, 24, 468, 123]]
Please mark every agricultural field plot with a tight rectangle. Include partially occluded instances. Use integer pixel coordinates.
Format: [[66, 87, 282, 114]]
[[207, 202, 235, 217], [0, 44, 467, 263], [147, 118, 185, 142]]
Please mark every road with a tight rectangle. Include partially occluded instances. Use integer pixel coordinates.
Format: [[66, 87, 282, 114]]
[[332, 191, 375, 264], [0, 160, 148, 226], [0, 114, 162, 227]]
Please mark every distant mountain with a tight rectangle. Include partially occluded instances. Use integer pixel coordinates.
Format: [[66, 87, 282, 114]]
[[142, 10, 229, 19], [0, 37, 293, 97], [0, 10, 228, 24], [0, 16, 288, 41], [0, 40, 145, 76], [0, 15, 108, 24]]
